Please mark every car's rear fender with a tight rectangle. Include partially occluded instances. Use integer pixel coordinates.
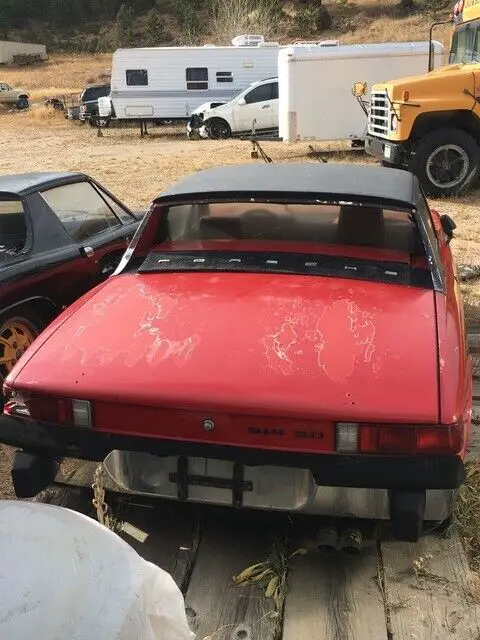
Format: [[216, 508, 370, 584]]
[[434, 288, 472, 437], [2, 281, 110, 389]]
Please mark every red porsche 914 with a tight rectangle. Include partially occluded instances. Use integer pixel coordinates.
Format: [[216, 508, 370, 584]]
[[0, 163, 471, 541]]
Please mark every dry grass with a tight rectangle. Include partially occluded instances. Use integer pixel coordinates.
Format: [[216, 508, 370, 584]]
[[343, 16, 451, 48], [455, 459, 480, 570], [0, 54, 111, 103], [0, 107, 370, 203]]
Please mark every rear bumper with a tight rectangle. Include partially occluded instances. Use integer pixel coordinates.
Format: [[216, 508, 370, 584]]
[[365, 134, 409, 166], [0, 414, 465, 491]]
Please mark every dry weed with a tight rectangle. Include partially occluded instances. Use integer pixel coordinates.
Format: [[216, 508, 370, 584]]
[[0, 54, 111, 102], [455, 459, 480, 571]]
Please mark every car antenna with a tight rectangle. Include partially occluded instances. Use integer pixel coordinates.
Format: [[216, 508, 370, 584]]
[[308, 145, 328, 163]]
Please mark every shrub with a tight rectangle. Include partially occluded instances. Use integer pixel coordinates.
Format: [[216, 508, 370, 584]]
[[293, 5, 332, 34], [329, 1, 356, 30]]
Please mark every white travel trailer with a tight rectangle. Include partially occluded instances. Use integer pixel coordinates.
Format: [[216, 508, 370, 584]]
[[98, 36, 282, 122], [0, 40, 46, 64], [279, 41, 445, 143]]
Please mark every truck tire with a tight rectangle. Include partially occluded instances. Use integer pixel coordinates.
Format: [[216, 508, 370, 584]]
[[410, 128, 480, 197], [205, 118, 231, 139], [0, 308, 43, 387]]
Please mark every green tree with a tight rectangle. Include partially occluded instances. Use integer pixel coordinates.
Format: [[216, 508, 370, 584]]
[[115, 2, 135, 47], [49, 0, 84, 26], [145, 8, 165, 46]]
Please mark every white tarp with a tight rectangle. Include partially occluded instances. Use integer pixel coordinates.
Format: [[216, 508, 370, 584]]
[[0, 500, 195, 640]]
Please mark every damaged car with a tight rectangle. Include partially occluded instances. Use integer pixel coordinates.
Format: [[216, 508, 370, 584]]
[[0, 163, 471, 542]]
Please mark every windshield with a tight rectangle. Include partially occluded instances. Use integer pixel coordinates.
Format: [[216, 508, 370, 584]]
[[136, 201, 432, 288], [449, 19, 480, 63]]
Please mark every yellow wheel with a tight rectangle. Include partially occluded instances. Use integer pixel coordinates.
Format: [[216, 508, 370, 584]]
[[0, 314, 40, 382]]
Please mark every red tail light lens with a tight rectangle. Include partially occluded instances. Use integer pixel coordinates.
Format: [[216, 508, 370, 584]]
[[377, 426, 416, 454], [416, 423, 464, 454], [4, 391, 72, 425], [355, 423, 464, 455]]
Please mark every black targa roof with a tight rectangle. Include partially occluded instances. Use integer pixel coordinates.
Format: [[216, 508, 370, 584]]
[[155, 163, 420, 209], [0, 172, 87, 198]]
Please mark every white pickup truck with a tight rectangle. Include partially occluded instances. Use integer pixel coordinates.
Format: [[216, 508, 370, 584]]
[[187, 77, 279, 139], [0, 82, 29, 109]]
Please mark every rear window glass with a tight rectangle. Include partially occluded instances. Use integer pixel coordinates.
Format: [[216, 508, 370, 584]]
[[136, 202, 430, 288], [41, 181, 121, 242], [158, 202, 422, 254], [0, 200, 27, 256]]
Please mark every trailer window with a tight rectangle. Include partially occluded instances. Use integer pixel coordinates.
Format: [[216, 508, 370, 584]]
[[216, 71, 233, 83], [186, 68, 208, 90], [126, 69, 148, 86]]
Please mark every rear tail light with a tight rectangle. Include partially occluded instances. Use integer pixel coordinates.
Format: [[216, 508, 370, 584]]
[[336, 422, 464, 455], [3, 391, 93, 428]]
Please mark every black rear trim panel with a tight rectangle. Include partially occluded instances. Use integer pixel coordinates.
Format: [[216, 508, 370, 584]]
[[0, 415, 465, 490]]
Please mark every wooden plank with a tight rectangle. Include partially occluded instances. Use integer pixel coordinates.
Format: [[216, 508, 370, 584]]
[[51, 461, 199, 589], [471, 354, 480, 378], [184, 511, 287, 640], [381, 532, 480, 640], [115, 501, 199, 590], [41, 463, 96, 513], [282, 525, 387, 640]]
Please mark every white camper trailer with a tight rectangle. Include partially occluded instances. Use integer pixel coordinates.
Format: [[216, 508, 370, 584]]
[[279, 41, 445, 143], [98, 36, 282, 122], [0, 40, 46, 64]]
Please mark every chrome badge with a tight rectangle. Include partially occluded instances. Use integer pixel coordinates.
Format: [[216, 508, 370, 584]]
[[203, 419, 215, 432]]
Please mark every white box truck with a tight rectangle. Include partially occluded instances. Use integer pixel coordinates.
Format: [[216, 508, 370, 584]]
[[279, 41, 445, 143], [97, 36, 282, 124], [0, 41, 46, 64]]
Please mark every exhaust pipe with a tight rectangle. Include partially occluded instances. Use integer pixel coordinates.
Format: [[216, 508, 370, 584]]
[[339, 527, 362, 554], [317, 526, 339, 553]]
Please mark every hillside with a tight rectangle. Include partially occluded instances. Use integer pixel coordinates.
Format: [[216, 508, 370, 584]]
[[0, 0, 452, 53]]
